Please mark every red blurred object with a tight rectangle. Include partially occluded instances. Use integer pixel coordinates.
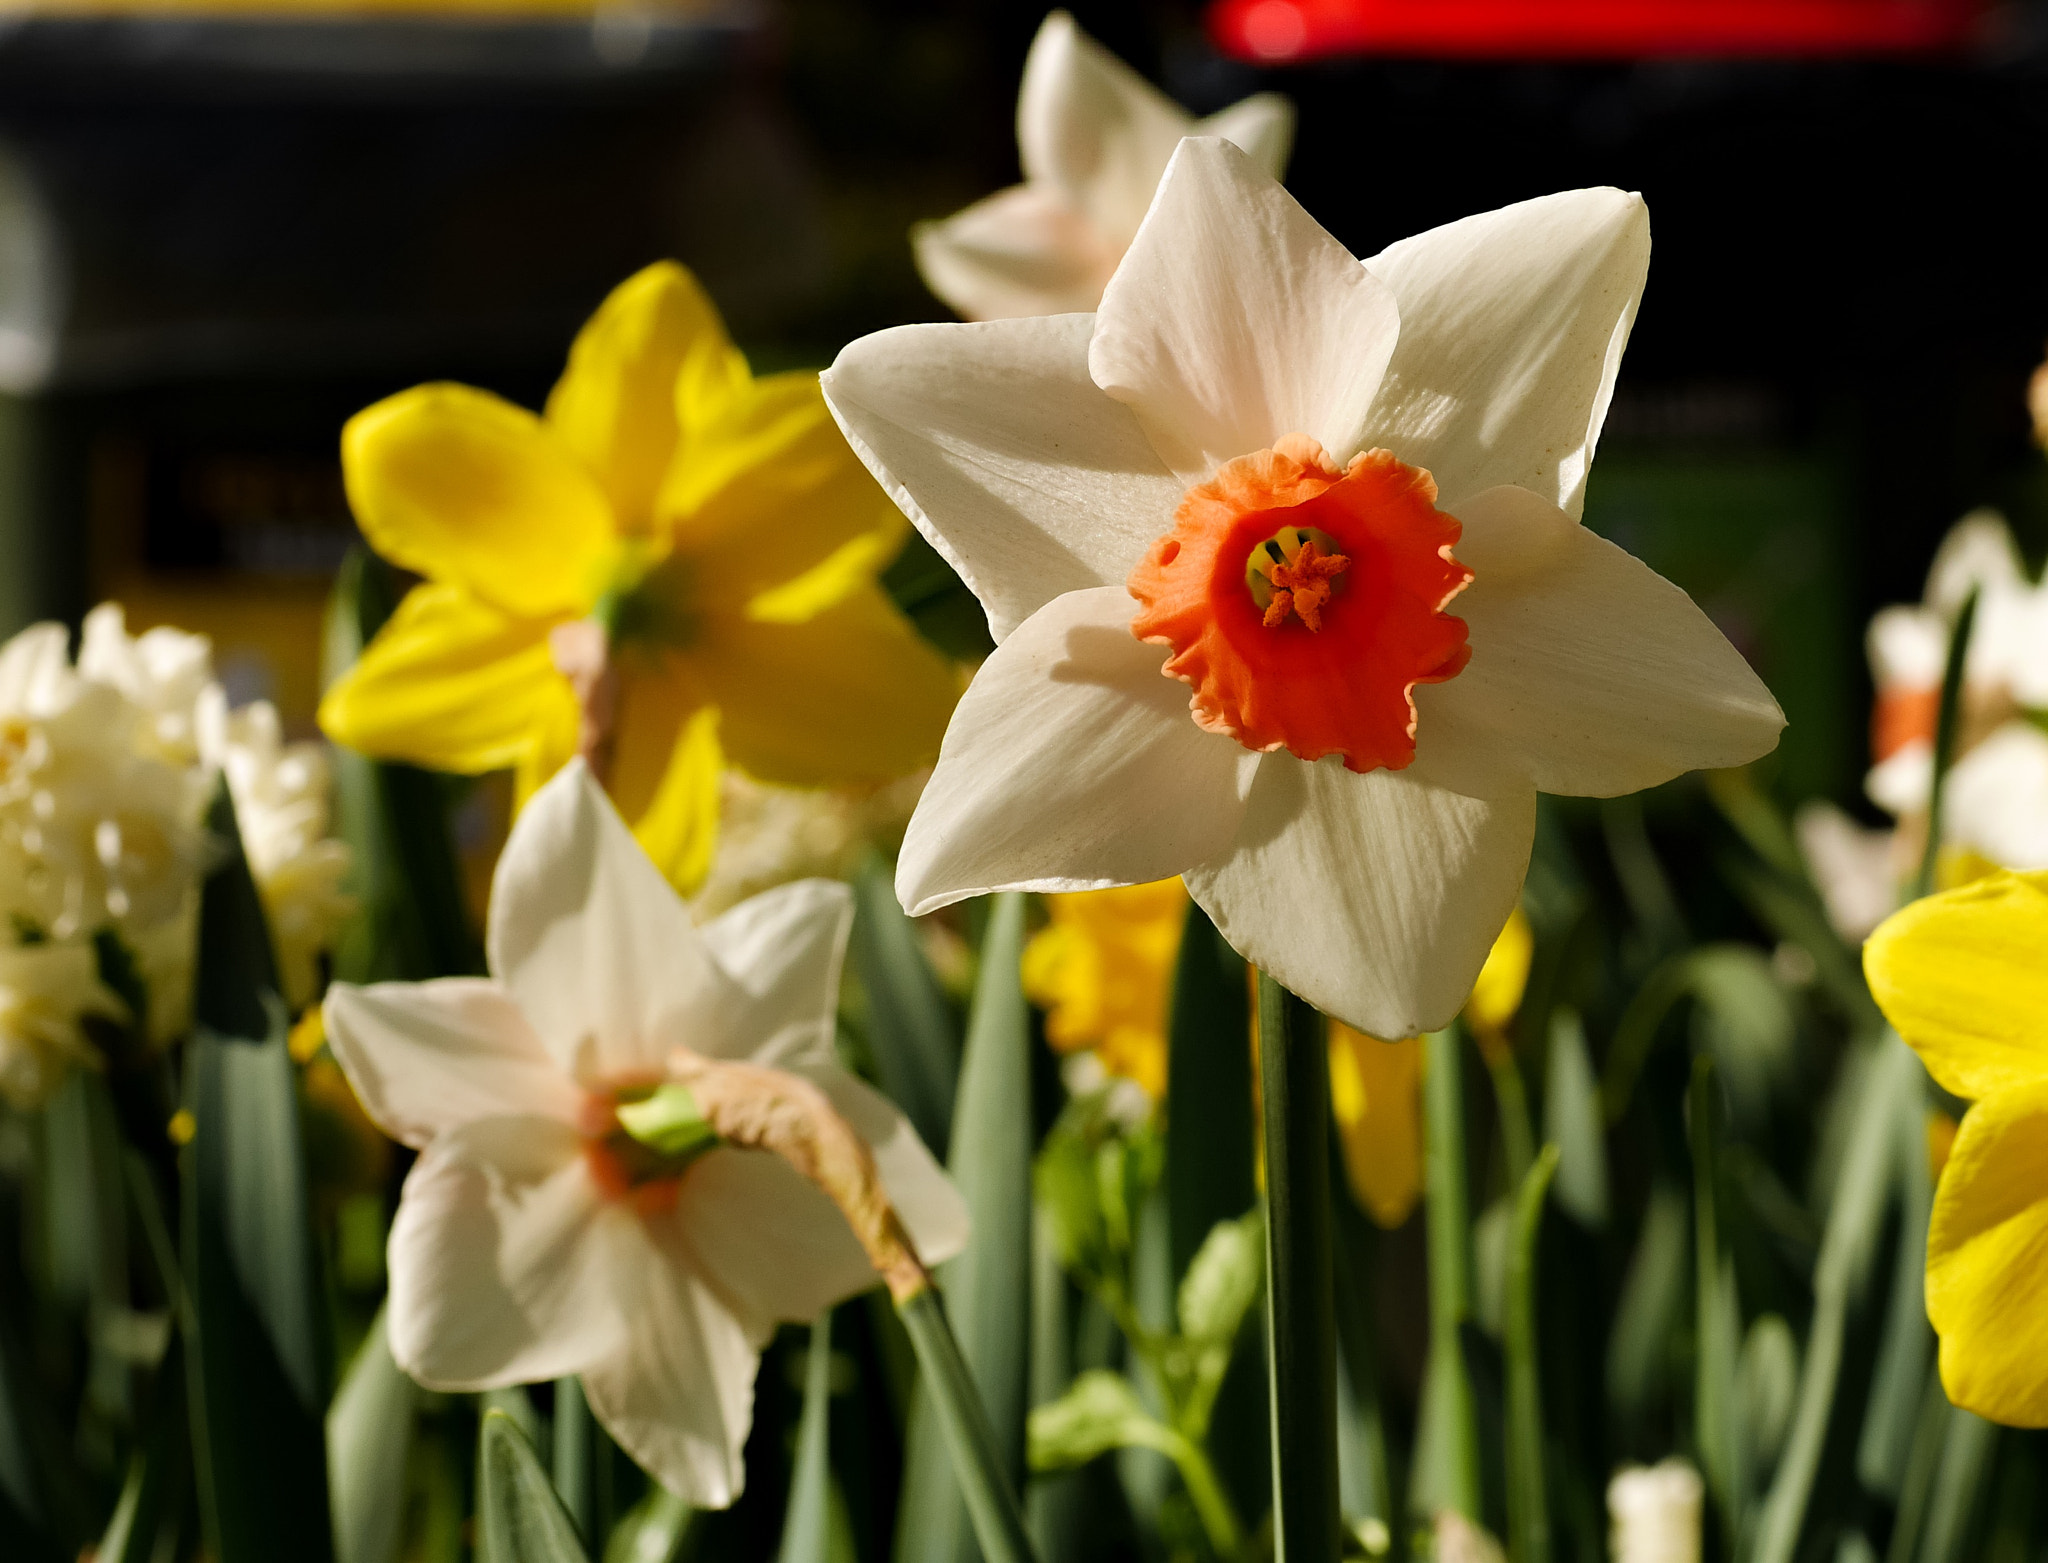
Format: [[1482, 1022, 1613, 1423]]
[[1208, 0, 1986, 62]]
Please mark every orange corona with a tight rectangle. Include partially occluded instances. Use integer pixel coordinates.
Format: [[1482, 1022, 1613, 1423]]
[[1126, 434, 1473, 773]]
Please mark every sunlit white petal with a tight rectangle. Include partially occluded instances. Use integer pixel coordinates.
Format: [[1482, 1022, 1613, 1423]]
[[912, 185, 1121, 322]]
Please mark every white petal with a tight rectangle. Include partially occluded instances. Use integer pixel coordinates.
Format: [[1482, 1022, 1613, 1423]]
[[1016, 11, 1193, 250], [386, 1120, 630, 1390], [897, 587, 1256, 914], [672, 1146, 876, 1325], [1195, 93, 1295, 178], [1360, 187, 1650, 519], [323, 979, 573, 1149], [1414, 485, 1784, 797], [1794, 801, 1900, 942], [1924, 508, 2024, 615], [823, 315, 1182, 643], [487, 760, 731, 1082], [581, 1223, 764, 1507], [1091, 138, 1399, 482], [1867, 741, 1930, 817], [1186, 756, 1536, 1038], [1945, 721, 2048, 869], [696, 878, 851, 1066], [797, 1063, 970, 1269], [1867, 605, 1946, 691], [912, 184, 1122, 322]]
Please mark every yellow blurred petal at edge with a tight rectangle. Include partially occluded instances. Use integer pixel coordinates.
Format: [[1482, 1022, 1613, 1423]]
[[344, 382, 615, 620], [632, 705, 725, 898], [692, 585, 956, 790], [1925, 1077, 2048, 1426], [1865, 870, 2048, 1100], [319, 583, 576, 778], [544, 261, 748, 534], [1328, 1024, 1422, 1229], [664, 370, 907, 608]]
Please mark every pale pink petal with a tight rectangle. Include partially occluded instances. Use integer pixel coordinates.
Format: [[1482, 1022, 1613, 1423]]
[[912, 183, 1121, 322], [323, 979, 572, 1148], [695, 878, 851, 1066]]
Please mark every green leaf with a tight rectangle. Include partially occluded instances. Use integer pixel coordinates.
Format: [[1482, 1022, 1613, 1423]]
[[1916, 1410, 1999, 1563], [779, 1314, 837, 1563], [895, 893, 1032, 1563], [1739, 1315, 1799, 1487], [601, 1487, 697, 1563], [1687, 947, 1797, 1129], [1605, 1181, 1688, 1433], [1542, 1010, 1609, 1228], [1164, 901, 1255, 1281], [1028, 1372, 1179, 1472], [478, 1409, 594, 1563], [1504, 1144, 1560, 1563], [1690, 1059, 1745, 1542], [324, 546, 483, 984], [848, 849, 958, 1155], [94, 1351, 189, 1563], [1176, 1210, 1264, 1348], [328, 1305, 416, 1563], [1412, 1025, 1481, 1525], [1857, 1065, 1937, 1498]]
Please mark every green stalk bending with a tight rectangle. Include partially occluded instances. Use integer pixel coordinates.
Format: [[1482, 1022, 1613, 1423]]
[[1257, 972, 1341, 1563], [897, 1287, 1041, 1563]]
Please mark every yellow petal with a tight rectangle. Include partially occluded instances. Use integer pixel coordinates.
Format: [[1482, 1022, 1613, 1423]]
[[1926, 1079, 2048, 1425], [663, 370, 906, 608], [689, 586, 956, 789], [1465, 905, 1533, 1062], [631, 705, 723, 897], [319, 583, 576, 776], [1023, 881, 1184, 1097], [344, 383, 614, 619], [544, 261, 747, 535], [1328, 1024, 1423, 1229], [1865, 870, 2048, 1099]]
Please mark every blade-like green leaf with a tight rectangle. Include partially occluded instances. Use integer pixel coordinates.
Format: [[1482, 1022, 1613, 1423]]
[[1505, 1144, 1560, 1563], [1738, 1316, 1799, 1489], [183, 778, 334, 1563], [1413, 1025, 1481, 1525], [328, 1305, 415, 1563], [780, 1315, 837, 1563], [1165, 901, 1254, 1281], [1605, 1182, 1689, 1433], [1690, 1059, 1744, 1542], [0, 1230, 86, 1562], [1857, 1062, 1936, 1498], [94, 1350, 190, 1563], [323, 546, 483, 984], [1915, 1410, 1998, 1563], [1330, 1181, 1397, 1558], [849, 850, 958, 1155], [602, 1487, 697, 1563], [479, 1409, 594, 1563], [1542, 1010, 1609, 1229], [895, 893, 1031, 1563]]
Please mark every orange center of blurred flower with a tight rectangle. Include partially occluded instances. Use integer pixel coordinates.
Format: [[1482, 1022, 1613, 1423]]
[[1126, 434, 1473, 773], [1871, 686, 1940, 762], [578, 1086, 684, 1220]]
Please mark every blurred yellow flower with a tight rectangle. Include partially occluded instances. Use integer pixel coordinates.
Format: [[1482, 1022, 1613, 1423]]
[[1465, 906, 1533, 1065], [1021, 879, 1186, 1098], [1327, 1023, 1422, 1229], [319, 261, 957, 892], [1866, 868, 2048, 1425]]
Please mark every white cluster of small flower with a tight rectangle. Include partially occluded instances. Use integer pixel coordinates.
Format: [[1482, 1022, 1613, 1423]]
[[0, 604, 352, 1107]]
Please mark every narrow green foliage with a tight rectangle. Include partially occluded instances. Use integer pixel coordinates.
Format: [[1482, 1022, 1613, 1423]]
[[1605, 1182, 1690, 1432], [1505, 1145, 1561, 1563], [1542, 1011, 1608, 1228], [479, 1410, 594, 1563], [1859, 1075, 1937, 1497], [1258, 972, 1339, 1563], [1690, 1059, 1743, 1543], [328, 1306, 416, 1563], [1415, 1025, 1482, 1524], [779, 1315, 838, 1563], [896, 893, 1032, 1563], [1914, 587, 1978, 900], [1166, 901, 1255, 1281], [93, 1352, 188, 1563], [848, 849, 959, 1154], [1917, 1411, 2000, 1563], [552, 1378, 613, 1546]]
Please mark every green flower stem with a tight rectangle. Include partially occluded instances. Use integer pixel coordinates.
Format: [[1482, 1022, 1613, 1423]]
[[1505, 1145, 1561, 1563], [1913, 586, 1978, 900], [1486, 1052, 1537, 1189], [1161, 1431, 1246, 1561], [897, 1286, 1042, 1563], [1256, 972, 1340, 1563], [1418, 1024, 1482, 1523]]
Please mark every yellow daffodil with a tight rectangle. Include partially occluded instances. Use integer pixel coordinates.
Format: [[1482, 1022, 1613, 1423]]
[[1022, 878, 1186, 1097], [319, 261, 957, 891], [1327, 1024, 1423, 1228], [1464, 905, 1533, 1065], [1865, 869, 2048, 1425]]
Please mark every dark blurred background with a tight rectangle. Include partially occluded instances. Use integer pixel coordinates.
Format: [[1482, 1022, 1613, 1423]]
[[1, 0, 2046, 813]]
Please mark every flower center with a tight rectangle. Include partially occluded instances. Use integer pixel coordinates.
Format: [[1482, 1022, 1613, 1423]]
[[580, 1078, 720, 1219], [1126, 434, 1472, 774]]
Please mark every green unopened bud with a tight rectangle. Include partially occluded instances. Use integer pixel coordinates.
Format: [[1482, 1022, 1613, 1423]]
[[616, 1082, 720, 1163]]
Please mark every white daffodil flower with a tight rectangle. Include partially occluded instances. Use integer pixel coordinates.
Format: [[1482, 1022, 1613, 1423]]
[[76, 602, 215, 767], [1793, 800, 1901, 942], [825, 138, 1783, 1038], [912, 11, 1293, 321], [0, 939, 123, 1109], [1607, 1459, 1703, 1563], [197, 692, 353, 1010], [322, 759, 967, 1505]]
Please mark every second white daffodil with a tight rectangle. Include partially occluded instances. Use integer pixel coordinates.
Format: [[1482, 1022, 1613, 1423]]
[[323, 760, 966, 1505], [824, 139, 1783, 1038]]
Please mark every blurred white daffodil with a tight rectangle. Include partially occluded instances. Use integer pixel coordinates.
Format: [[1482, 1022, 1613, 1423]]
[[199, 693, 354, 1010], [826, 138, 1782, 1038], [323, 759, 966, 1505], [0, 939, 123, 1109], [912, 11, 1293, 321], [77, 603, 214, 766], [1607, 1459, 1703, 1563]]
